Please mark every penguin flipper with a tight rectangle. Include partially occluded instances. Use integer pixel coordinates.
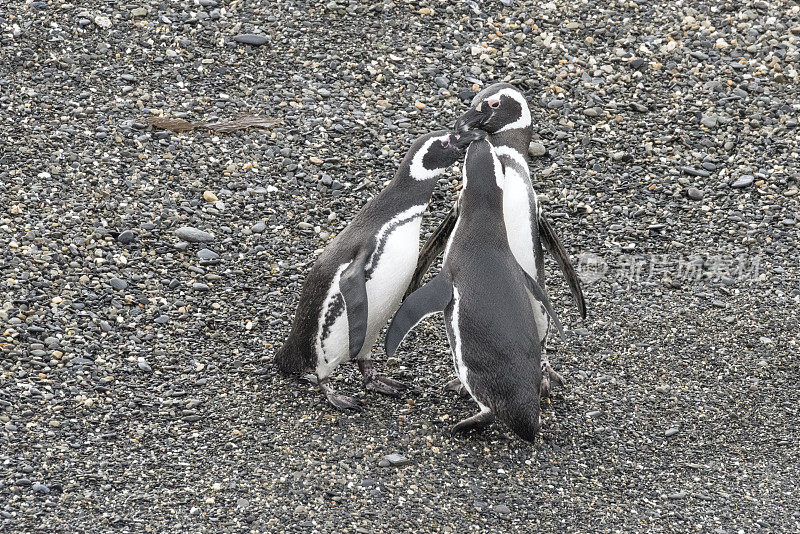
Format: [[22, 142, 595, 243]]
[[404, 201, 459, 298], [538, 215, 587, 319], [340, 250, 371, 360], [520, 267, 566, 342], [386, 271, 453, 357]]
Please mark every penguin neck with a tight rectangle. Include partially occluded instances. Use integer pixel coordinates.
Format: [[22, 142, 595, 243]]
[[381, 164, 440, 207], [488, 126, 532, 157]]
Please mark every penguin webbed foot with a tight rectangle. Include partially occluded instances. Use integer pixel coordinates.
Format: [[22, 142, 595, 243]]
[[540, 360, 565, 398], [319, 378, 363, 411], [452, 411, 495, 435], [444, 378, 471, 398], [358, 360, 408, 398]]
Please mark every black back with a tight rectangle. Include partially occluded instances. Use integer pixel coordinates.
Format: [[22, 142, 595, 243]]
[[443, 140, 542, 440]]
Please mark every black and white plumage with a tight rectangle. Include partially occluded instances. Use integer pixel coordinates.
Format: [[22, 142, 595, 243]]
[[274, 130, 481, 410], [409, 83, 586, 397], [385, 138, 561, 442]]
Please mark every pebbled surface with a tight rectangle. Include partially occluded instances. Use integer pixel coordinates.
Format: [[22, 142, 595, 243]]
[[1, 0, 798, 532]]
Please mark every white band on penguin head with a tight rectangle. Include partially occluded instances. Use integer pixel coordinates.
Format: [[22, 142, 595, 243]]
[[492, 88, 532, 133], [409, 135, 449, 181]]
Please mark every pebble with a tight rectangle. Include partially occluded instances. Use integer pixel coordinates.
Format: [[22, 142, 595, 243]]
[[175, 227, 215, 243], [494, 504, 511, 514], [137, 357, 152, 373], [382, 453, 410, 466], [687, 187, 704, 201], [109, 278, 128, 291], [233, 34, 269, 46], [665, 427, 680, 437], [528, 142, 547, 157], [117, 230, 135, 244], [251, 221, 267, 234], [700, 115, 718, 128], [681, 167, 710, 178], [192, 283, 210, 292], [197, 248, 219, 260], [32, 483, 49, 494], [730, 175, 754, 189], [203, 191, 219, 202]]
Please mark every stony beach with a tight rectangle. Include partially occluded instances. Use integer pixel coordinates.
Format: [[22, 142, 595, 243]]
[[1, 0, 799, 532]]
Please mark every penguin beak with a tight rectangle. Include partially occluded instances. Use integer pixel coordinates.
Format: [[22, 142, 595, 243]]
[[452, 129, 487, 150], [454, 105, 489, 133]]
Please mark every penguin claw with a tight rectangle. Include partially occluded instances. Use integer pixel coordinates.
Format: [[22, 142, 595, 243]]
[[365, 377, 402, 398], [452, 411, 495, 435], [540, 361, 564, 398], [319, 378, 363, 411], [325, 391, 364, 411], [375, 375, 408, 390], [444, 378, 470, 398]]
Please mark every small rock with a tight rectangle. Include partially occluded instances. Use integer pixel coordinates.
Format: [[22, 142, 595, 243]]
[[434, 76, 449, 88], [700, 115, 718, 128], [192, 283, 210, 292], [687, 187, 704, 201], [665, 427, 679, 437], [197, 248, 219, 260], [203, 191, 218, 202], [109, 278, 127, 291], [117, 230, 135, 244], [494, 504, 511, 514], [137, 357, 152, 373], [731, 175, 754, 189], [383, 453, 410, 466], [528, 142, 546, 157], [175, 227, 215, 243], [682, 167, 710, 178], [251, 221, 267, 234], [233, 34, 269, 46], [32, 483, 49, 494]]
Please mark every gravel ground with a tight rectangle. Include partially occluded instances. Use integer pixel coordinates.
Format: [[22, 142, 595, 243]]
[[2, 0, 799, 532]]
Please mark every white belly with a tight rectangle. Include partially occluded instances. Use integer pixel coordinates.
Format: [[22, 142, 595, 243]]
[[503, 168, 537, 279], [315, 215, 422, 378], [501, 167, 549, 342]]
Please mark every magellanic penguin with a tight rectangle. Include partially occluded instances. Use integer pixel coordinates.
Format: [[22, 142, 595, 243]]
[[408, 83, 586, 397], [275, 129, 484, 411], [385, 138, 565, 442]]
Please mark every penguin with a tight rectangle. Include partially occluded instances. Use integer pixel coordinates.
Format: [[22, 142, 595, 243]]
[[385, 138, 565, 442], [274, 129, 484, 410], [407, 83, 586, 397]]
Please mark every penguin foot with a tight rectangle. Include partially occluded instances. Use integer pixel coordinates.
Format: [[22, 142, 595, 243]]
[[365, 377, 404, 397], [319, 379, 363, 411], [358, 360, 407, 397], [540, 361, 565, 398], [452, 411, 495, 435], [444, 378, 470, 398]]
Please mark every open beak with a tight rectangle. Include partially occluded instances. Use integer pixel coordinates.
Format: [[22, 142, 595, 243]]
[[454, 106, 488, 133]]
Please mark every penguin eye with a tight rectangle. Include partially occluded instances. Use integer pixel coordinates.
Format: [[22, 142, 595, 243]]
[[488, 99, 501, 109]]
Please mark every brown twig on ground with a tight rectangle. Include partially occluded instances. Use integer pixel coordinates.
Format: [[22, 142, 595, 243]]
[[145, 114, 279, 133]]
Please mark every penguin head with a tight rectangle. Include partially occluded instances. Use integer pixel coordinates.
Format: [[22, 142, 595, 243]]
[[454, 83, 532, 135], [408, 130, 485, 180]]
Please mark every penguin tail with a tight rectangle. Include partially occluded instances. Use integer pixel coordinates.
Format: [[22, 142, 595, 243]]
[[273, 337, 309, 375]]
